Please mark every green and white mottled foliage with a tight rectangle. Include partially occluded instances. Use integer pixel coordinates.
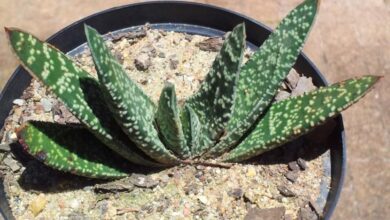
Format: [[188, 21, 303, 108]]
[[6, 28, 161, 167], [18, 121, 128, 178], [224, 76, 380, 162], [184, 23, 246, 156], [7, 0, 379, 179], [156, 83, 190, 158], [85, 26, 179, 165], [207, 0, 319, 157]]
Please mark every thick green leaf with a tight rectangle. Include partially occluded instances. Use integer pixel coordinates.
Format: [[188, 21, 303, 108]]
[[6, 28, 159, 167], [156, 83, 190, 158], [184, 24, 246, 156], [207, 0, 319, 157], [17, 122, 129, 179], [224, 75, 380, 162], [85, 25, 179, 165], [180, 105, 201, 155]]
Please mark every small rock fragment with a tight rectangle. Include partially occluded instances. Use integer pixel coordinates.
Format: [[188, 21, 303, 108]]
[[297, 158, 308, 170], [198, 195, 208, 205], [196, 37, 223, 52], [29, 193, 47, 216], [285, 171, 299, 183], [141, 44, 157, 57], [129, 174, 159, 188], [111, 30, 146, 42], [291, 76, 316, 97], [94, 178, 135, 193], [309, 200, 322, 217], [184, 34, 193, 42], [277, 185, 296, 197], [246, 167, 257, 177], [134, 53, 152, 71], [288, 161, 300, 171], [3, 157, 20, 172], [244, 207, 285, 220], [158, 51, 166, 58], [275, 90, 291, 101], [298, 206, 318, 220], [169, 55, 179, 70], [40, 98, 53, 112], [69, 199, 80, 210], [228, 188, 244, 199], [113, 51, 124, 64], [8, 132, 18, 142], [243, 191, 257, 204], [184, 183, 199, 195], [13, 99, 25, 106], [286, 69, 300, 90], [0, 143, 10, 152]]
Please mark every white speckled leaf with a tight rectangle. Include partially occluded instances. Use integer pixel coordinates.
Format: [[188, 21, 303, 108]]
[[207, 0, 319, 157], [156, 83, 190, 158], [85, 25, 179, 165], [181, 105, 201, 154], [184, 24, 246, 156], [6, 28, 159, 167], [224, 76, 380, 162], [18, 122, 129, 179]]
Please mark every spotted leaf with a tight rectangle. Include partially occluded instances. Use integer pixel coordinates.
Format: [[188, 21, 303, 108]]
[[224, 76, 380, 162], [181, 105, 201, 154], [184, 24, 246, 156], [85, 25, 179, 165], [156, 83, 190, 158], [17, 122, 129, 179], [6, 28, 159, 167], [207, 0, 319, 157]]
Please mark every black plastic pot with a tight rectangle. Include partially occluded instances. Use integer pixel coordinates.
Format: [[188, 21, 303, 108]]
[[0, 1, 345, 219]]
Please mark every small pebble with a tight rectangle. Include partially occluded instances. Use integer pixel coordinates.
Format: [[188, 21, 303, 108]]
[[0, 143, 10, 152], [196, 37, 223, 52], [228, 188, 244, 199], [291, 76, 316, 97], [8, 132, 18, 142], [69, 199, 80, 210], [277, 185, 296, 197], [285, 171, 299, 183], [246, 167, 257, 177], [134, 53, 151, 71], [275, 90, 291, 101], [3, 157, 20, 172], [129, 174, 159, 188], [29, 193, 47, 216], [169, 55, 179, 70], [198, 195, 208, 205], [288, 161, 300, 171], [40, 98, 52, 112], [12, 99, 25, 106], [297, 158, 308, 170], [286, 69, 300, 89], [244, 207, 285, 220]]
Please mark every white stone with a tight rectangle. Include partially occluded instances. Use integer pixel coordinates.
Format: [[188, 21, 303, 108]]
[[198, 195, 208, 205], [13, 99, 25, 106]]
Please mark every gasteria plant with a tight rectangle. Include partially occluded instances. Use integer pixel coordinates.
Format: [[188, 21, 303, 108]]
[[6, 0, 379, 179]]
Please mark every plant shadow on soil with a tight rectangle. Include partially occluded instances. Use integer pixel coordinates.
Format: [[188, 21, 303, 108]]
[[10, 141, 165, 193], [9, 118, 337, 193]]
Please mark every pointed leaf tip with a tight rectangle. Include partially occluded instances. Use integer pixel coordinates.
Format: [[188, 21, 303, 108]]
[[224, 75, 379, 162], [85, 24, 180, 164]]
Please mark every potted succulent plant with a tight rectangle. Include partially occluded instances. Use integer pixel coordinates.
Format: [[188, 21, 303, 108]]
[[0, 0, 380, 219]]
